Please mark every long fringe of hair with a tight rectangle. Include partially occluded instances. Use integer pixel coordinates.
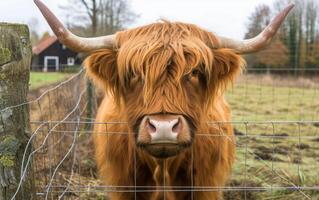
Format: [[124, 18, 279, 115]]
[[85, 20, 246, 113]]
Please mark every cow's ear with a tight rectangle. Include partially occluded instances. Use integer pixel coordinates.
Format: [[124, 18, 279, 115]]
[[210, 48, 246, 89], [84, 49, 120, 95]]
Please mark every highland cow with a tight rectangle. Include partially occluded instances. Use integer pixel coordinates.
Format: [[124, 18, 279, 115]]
[[35, 0, 294, 199]]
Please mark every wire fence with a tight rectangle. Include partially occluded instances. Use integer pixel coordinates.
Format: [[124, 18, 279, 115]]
[[1, 67, 319, 200]]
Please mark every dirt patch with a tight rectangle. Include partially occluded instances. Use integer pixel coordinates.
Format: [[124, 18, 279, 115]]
[[254, 146, 272, 153], [234, 129, 245, 136], [274, 145, 290, 155], [260, 133, 289, 138], [295, 143, 310, 150], [224, 179, 262, 200], [254, 145, 290, 155], [253, 150, 283, 162]]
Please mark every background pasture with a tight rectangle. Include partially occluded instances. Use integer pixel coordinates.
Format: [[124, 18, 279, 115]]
[[12, 68, 317, 200]]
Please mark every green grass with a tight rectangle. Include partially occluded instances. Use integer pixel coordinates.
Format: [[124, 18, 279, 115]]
[[29, 72, 72, 90], [227, 84, 319, 121], [224, 78, 319, 199]]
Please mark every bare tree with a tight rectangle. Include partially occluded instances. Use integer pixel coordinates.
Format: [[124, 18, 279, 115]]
[[98, 0, 138, 34], [246, 0, 319, 69], [245, 5, 271, 39], [305, 0, 318, 67], [274, 0, 319, 69], [244, 4, 289, 68], [61, 0, 138, 36], [81, 0, 98, 35]]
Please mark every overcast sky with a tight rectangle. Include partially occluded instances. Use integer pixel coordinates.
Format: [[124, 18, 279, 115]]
[[0, 0, 277, 39]]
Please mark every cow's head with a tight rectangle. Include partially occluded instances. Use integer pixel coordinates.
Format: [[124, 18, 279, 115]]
[[35, 0, 294, 158], [84, 23, 248, 158]]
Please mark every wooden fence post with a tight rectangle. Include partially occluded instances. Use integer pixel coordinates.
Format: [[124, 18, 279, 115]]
[[0, 23, 34, 199], [86, 80, 95, 130]]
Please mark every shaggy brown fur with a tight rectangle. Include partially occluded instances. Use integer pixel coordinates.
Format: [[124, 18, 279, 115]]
[[85, 21, 245, 200]]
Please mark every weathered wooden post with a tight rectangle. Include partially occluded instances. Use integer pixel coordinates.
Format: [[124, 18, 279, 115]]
[[0, 23, 34, 200]]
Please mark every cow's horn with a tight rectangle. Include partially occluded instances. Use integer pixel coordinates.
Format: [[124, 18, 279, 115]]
[[34, 0, 115, 52], [218, 3, 294, 54]]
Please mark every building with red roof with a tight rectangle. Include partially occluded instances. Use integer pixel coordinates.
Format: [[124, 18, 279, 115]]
[[32, 35, 81, 71]]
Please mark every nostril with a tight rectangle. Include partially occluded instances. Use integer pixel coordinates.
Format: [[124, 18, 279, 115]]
[[172, 118, 181, 132], [146, 118, 156, 133]]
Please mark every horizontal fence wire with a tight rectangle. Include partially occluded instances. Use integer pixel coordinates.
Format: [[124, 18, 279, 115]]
[[29, 121, 317, 200], [0, 67, 319, 200]]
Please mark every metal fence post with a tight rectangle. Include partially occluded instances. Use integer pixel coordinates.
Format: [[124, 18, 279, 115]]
[[0, 23, 35, 200]]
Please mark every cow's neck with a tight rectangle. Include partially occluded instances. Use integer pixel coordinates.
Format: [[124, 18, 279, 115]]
[[141, 151, 192, 200], [150, 159, 175, 200]]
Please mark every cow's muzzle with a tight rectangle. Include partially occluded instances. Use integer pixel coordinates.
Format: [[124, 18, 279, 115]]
[[136, 114, 193, 158]]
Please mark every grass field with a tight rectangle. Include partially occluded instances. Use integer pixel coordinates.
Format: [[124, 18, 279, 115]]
[[29, 72, 73, 90], [224, 74, 319, 199], [29, 73, 319, 199]]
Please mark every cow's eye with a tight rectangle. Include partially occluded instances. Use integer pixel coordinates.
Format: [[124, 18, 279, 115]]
[[190, 69, 200, 77], [184, 69, 202, 84]]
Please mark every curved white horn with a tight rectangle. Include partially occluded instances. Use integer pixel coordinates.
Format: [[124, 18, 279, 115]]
[[34, 0, 115, 52], [218, 3, 295, 54]]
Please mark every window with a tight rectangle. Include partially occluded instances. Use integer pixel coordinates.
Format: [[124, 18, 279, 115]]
[[67, 57, 75, 66]]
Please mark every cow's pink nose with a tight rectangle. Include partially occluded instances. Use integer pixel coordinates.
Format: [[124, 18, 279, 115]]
[[146, 117, 181, 143], [137, 114, 190, 144]]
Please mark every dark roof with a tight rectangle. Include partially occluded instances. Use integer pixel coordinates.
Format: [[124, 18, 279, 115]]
[[32, 36, 58, 55]]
